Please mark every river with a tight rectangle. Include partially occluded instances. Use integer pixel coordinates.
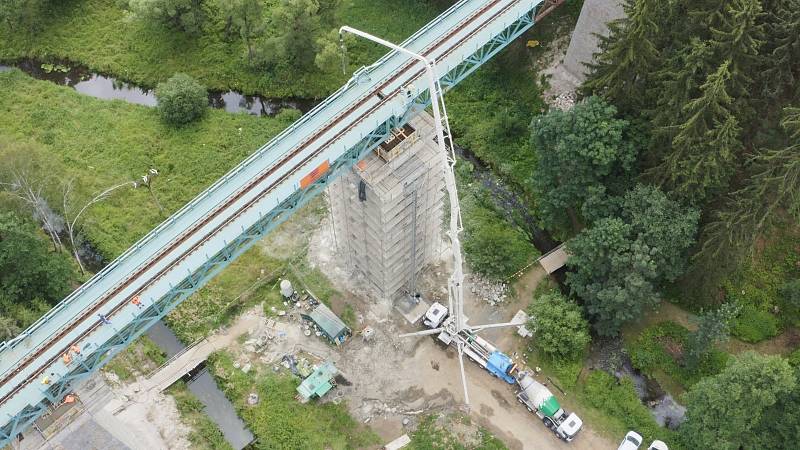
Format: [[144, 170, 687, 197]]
[[0, 59, 317, 117], [147, 321, 255, 449]]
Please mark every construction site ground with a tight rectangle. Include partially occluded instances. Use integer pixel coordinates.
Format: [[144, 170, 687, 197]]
[[30, 200, 616, 450]]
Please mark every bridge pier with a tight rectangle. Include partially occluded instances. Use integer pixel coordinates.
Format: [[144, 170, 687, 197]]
[[328, 113, 445, 302]]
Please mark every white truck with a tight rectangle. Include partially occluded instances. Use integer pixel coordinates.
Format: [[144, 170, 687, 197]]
[[516, 374, 583, 442], [422, 302, 518, 383], [422, 301, 449, 328]]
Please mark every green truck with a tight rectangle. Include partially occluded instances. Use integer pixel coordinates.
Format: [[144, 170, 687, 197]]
[[516, 374, 583, 442]]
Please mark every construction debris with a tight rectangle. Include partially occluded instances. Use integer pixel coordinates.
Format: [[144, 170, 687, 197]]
[[247, 393, 259, 405], [468, 274, 508, 306], [384, 434, 411, 450]]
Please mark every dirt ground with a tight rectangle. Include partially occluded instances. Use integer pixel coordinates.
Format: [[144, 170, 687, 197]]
[[84, 200, 616, 450], [306, 210, 616, 449]]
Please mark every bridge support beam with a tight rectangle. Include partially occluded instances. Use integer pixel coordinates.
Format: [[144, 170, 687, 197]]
[[0, 3, 554, 444]]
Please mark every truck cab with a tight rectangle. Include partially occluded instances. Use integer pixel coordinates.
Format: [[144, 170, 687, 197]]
[[422, 302, 448, 328]]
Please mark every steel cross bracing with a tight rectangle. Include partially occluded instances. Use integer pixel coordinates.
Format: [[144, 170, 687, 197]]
[[0, 0, 548, 444]]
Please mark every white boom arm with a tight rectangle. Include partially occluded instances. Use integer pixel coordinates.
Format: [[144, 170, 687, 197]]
[[340, 26, 469, 403]]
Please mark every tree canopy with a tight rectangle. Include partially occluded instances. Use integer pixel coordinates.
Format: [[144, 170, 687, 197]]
[[530, 96, 638, 235], [527, 290, 591, 360], [0, 211, 75, 337], [567, 184, 698, 335], [679, 352, 796, 449], [155, 73, 208, 126]]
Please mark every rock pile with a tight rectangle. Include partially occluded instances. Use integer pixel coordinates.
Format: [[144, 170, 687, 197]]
[[551, 91, 576, 111], [467, 274, 508, 306]]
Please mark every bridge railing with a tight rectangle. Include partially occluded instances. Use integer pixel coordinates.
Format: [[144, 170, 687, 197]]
[[0, 0, 478, 358]]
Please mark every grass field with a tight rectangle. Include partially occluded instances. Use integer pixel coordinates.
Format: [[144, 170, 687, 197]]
[[208, 351, 379, 449], [0, 0, 442, 97], [0, 68, 299, 258]]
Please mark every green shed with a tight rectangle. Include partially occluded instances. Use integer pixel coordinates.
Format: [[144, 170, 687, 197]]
[[296, 362, 338, 402], [302, 303, 351, 345]]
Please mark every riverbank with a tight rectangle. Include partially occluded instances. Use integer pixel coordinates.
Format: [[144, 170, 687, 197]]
[[1, 59, 317, 117], [0, 0, 442, 98]]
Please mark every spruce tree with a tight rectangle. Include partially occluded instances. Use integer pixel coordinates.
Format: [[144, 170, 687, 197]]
[[700, 107, 800, 259], [659, 61, 743, 202], [761, 0, 800, 99], [582, 0, 661, 114], [708, 0, 765, 117]]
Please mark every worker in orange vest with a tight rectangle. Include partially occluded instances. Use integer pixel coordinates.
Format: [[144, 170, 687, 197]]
[[62, 353, 72, 364], [70, 344, 81, 355], [131, 295, 143, 309]]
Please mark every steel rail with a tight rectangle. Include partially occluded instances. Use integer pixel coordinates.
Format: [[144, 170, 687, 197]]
[[0, 0, 522, 408]]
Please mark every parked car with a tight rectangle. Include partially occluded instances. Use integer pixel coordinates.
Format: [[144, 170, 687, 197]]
[[617, 431, 643, 450], [648, 440, 668, 450]]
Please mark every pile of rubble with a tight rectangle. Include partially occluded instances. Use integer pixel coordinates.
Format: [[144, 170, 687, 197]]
[[467, 274, 508, 306], [550, 91, 576, 111]]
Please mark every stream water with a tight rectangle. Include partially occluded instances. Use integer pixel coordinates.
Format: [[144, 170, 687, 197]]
[[1, 59, 317, 116], [147, 321, 254, 449], [455, 144, 559, 255]]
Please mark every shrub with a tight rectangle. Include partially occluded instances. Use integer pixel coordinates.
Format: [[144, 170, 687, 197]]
[[582, 370, 676, 447], [462, 204, 533, 280], [628, 321, 687, 375], [627, 321, 728, 388], [787, 348, 800, 367], [528, 290, 591, 360], [731, 304, 780, 343], [779, 279, 800, 325], [155, 73, 207, 126]]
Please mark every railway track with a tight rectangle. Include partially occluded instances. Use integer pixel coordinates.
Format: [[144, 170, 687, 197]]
[[0, 0, 524, 411]]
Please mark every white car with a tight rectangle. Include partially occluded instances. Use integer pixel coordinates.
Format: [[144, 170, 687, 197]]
[[617, 431, 643, 450], [648, 440, 668, 450]]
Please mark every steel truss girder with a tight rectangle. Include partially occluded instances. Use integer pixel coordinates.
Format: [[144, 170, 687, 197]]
[[410, 9, 536, 109], [0, 114, 405, 446], [1, 4, 544, 444]]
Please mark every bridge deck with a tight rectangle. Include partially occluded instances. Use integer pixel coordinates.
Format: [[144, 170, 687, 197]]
[[1, 0, 547, 442]]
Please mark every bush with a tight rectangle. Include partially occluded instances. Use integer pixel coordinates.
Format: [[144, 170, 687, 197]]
[[779, 279, 800, 325], [627, 321, 728, 388], [155, 73, 207, 126], [787, 348, 800, 367], [462, 204, 533, 280], [582, 370, 676, 448], [528, 290, 591, 360], [731, 304, 780, 343]]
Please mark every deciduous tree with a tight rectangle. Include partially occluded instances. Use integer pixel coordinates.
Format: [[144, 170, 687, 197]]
[[527, 291, 590, 360], [567, 184, 697, 335], [0, 211, 73, 304], [679, 352, 796, 449], [255, 0, 322, 69], [530, 97, 637, 234], [619, 184, 699, 282], [684, 303, 738, 370], [220, 0, 264, 64], [566, 218, 658, 336], [129, 0, 206, 35]]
